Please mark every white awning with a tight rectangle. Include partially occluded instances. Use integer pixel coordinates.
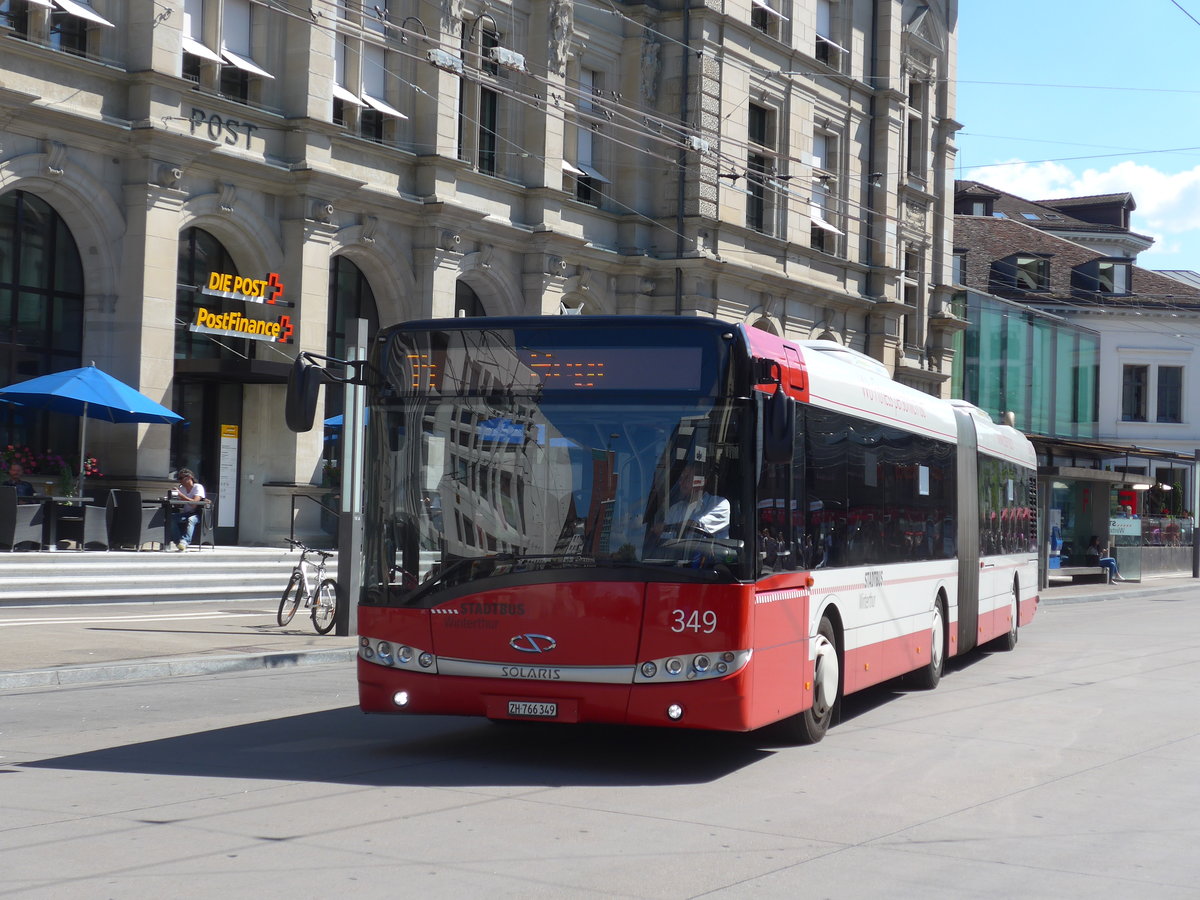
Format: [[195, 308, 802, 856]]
[[750, 0, 789, 21], [332, 84, 365, 107], [220, 46, 275, 80], [361, 93, 408, 119], [25, 0, 53, 8], [575, 163, 611, 184], [810, 211, 844, 235], [53, 0, 114, 26], [561, 160, 586, 176], [181, 36, 223, 63], [816, 34, 849, 54]]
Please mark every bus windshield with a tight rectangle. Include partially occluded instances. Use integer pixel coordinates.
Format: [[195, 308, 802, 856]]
[[363, 323, 752, 603]]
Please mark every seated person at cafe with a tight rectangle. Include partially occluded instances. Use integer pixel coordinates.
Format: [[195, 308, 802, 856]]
[[165, 468, 206, 551], [3, 462, 36, 502]]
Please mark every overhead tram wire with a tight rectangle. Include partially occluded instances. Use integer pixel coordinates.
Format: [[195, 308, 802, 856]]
[[236, 5, 1200, 333], [247, 0, 1001, 260]]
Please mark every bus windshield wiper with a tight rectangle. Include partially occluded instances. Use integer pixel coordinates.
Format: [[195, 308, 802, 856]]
[[404, 553, 596, 605], [592, 557, 730, 581]]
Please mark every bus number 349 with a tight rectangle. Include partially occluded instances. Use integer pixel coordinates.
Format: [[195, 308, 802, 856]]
[[671, 609, 718, 633]]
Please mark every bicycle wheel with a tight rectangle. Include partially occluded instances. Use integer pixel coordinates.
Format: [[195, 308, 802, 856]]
[[312, 578, 339, 634], [277, 572, 303, 626]]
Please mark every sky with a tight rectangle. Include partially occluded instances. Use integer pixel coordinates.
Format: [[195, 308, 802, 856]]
[[954, 1, 1200, 272]]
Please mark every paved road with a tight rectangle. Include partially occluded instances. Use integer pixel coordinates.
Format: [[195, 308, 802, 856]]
[[2, 585, 1199, 898]]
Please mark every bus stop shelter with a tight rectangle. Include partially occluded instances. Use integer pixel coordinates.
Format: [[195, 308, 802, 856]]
[[1032, 437, 1199, 589]]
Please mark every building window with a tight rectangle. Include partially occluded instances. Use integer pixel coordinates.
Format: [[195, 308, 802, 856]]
[[993, 255, 1047, 293], [181, 0, 220, 83], [747, 104, 775, 234], [49, 0, 113, 56], [1157, 365, 1183, 424], [905, 78, 928, 180], [902, 246, 921, 306], [1073, 258, 1132, 297], [1, 0, 33, 35], [332, 3, 408, 142], [1014, 255, 1048, 291], [954, 196, 993, 216], [810, 131, 841, 252], [952, 250, 967, 285], [751, 0, 784, 36], [0, 191, 85, 454], [324, 256, 379, 447], [1122, 364, 1149, 422], [220, 0, 273, 105], [459, 19, 502, 175], [1097, 260, 1130, 294], [455, 282, 488, 318], [901, 244, 924, 346], [569, 69, 610, 205], [815, 0, 844, 68], [175, 227, 246, 362]]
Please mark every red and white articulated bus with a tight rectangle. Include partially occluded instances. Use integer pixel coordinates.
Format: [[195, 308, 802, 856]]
[[328, 316, 1036, 742]]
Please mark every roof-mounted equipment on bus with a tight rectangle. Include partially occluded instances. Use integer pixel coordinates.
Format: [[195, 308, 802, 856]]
[[795, 340, 890, 379]]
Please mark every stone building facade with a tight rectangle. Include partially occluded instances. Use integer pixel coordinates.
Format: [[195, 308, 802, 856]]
[[0, 0, 958, 544]]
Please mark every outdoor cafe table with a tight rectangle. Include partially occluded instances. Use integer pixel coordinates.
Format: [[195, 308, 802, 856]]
[[30, 495, 95, 550]]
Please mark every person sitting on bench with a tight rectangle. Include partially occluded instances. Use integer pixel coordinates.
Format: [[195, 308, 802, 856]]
[[1085, 536, 1123, 583]]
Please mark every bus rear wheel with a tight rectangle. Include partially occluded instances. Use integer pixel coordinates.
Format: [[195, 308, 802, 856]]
[[908, 598, 945, 690], [988, 583, 1019, 652], [780, 615, 839, 744]]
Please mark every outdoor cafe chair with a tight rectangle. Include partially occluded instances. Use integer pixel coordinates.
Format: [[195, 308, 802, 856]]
[[0, 485, 44, 551]]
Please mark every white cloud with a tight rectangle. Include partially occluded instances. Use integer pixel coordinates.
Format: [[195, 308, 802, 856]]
[[964, 159, 1200, 268]]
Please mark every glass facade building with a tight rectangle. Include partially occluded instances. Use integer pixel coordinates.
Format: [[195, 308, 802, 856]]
[[952, 290, 1100, 439]]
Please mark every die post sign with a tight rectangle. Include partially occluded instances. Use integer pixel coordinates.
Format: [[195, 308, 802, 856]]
[[188, 269, 294, 344]]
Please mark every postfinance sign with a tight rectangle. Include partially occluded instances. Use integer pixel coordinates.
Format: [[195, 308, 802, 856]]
[[191, 307, 294, 344]]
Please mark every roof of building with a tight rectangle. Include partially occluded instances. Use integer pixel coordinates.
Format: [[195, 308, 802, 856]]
[[956, 181, 1153, 241], [1156, 270, 1200, 290], [1035, 192, 1135, 210], [954, 213, 1200, 311]]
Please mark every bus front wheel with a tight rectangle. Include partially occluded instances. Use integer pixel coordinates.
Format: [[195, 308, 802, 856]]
[[780, 615, 840, 744]]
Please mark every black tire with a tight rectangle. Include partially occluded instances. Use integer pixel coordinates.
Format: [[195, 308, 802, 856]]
[[312, 578, 339, 634], [778, 615, 840, 744], [908, 598, 946, 690], [277, 572, 303, 626], [988, 583, 1020, 652]]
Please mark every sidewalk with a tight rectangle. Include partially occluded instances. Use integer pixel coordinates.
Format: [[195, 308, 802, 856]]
[[2, 574, 1197, 692], [0, 599, 357, 690], [1041, 570, 1200, 604]]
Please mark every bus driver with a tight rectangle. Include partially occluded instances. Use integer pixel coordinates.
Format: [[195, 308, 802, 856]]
[[664, 462, 730, 539]]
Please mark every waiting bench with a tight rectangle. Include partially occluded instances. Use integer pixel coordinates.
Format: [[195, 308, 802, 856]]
[[1051, 565, 1111, 584]]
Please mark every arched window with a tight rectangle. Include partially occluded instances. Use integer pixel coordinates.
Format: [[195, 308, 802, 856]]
[[176, 228, 244, 361], [325, 257, 379, 476], [0, 191, 84, 452], [750, 317, 778, 335], [327, 255, 379, 362], [455, 281, 487, 318]]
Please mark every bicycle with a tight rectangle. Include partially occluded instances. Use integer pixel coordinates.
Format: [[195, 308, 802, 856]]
[[277, 538, 339, 634]]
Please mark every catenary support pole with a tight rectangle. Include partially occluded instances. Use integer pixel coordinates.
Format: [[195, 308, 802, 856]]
[[1193, 449, 1199, 579], [336, 318, 367, 636]]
